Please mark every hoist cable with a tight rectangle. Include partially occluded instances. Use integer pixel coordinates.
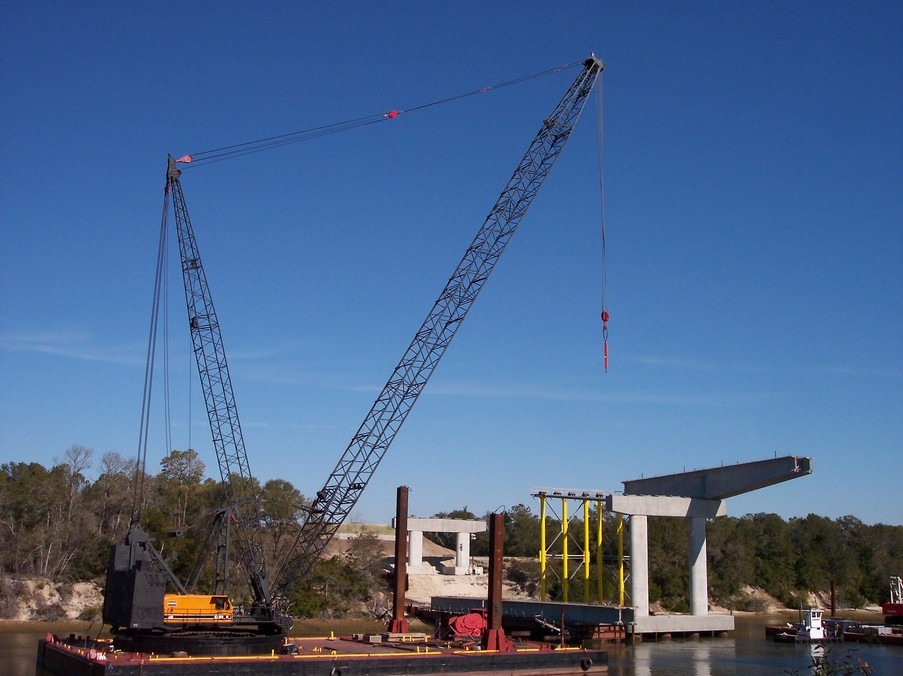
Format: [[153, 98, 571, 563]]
[[595, 73, 610, 372], [176, 60, 583, 168], [187, 329, 193, 454]]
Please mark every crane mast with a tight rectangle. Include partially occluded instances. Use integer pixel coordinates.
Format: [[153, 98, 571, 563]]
[[273, 55, 604, 599], [166, 159, 274, 620]]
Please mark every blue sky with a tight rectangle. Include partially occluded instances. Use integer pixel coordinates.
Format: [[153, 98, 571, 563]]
[[1, 2, 900, 526]]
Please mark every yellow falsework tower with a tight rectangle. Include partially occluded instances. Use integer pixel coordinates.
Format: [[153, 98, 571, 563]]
[[533, 489, 625, 605]]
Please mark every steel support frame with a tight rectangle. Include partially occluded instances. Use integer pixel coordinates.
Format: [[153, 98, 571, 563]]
[[535, 490, 608, 604]]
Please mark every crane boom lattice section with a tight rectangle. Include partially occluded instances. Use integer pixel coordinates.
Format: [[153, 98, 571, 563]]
[[167, 163, 272, 609], [274, 56, 604, 599]]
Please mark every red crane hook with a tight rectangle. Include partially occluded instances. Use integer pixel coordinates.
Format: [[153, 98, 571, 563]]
[[601, 310, 610, 372]]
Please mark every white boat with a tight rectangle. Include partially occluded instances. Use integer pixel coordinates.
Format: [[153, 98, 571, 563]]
[[774, 609, 832, 643]]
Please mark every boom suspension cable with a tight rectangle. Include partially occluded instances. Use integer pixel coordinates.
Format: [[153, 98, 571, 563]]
[[131, 187, 171, 524], [162, 210, 172, 460], [175, 60, 583, 167]]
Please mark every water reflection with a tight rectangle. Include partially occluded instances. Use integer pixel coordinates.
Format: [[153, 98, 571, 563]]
[[607, 635, 897, 676], [4, 631, 47, 676], [616, 640, 722, 676]]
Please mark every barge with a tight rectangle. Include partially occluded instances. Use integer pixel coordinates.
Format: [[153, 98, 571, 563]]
[[36, 631, 607, 675]]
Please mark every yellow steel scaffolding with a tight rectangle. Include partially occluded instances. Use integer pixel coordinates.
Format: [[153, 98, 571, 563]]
[[533, 489, 627, 606]]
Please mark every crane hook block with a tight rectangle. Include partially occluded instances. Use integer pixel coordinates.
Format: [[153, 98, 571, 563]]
[[601, 311, 610, 373]]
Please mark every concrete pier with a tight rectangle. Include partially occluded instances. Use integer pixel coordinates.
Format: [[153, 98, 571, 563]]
[[601, 455, 812, 637], [393, 517, 487, 575], [688, 516, 707, 616], [629, 515, 649, 617], [607, 494, 725, 620]]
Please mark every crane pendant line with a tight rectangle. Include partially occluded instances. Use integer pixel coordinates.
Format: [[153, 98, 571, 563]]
[[176, 60, 584, 168], [166, 158, 273, 614], [273, 55, 604, 600]]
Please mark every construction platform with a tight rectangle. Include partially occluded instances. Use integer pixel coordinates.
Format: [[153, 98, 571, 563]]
[[431, 597, 732, 640], [36, 631, 607, 675]]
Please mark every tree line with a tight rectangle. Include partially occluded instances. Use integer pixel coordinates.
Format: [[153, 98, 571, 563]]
[[0, 445, 392, 618], [1, 446, 901, 617]]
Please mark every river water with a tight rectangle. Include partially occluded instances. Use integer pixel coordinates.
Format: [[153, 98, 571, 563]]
[[4, 615, 901, 675], [604, 638, 899, 674]]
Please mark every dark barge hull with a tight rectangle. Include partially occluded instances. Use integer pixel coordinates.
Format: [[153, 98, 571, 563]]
[[112, 627, 285, 656], [844, 630, 903, 646], [37, 636, 607, 675]]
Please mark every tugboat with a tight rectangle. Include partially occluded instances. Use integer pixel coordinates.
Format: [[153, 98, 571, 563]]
[[774, 608, 838, 643]]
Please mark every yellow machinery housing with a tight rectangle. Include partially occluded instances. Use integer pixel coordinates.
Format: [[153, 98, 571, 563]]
[[163, 594, 234, 625]]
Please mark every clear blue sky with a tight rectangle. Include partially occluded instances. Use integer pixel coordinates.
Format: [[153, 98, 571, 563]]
[[1, 2, 900, 526]]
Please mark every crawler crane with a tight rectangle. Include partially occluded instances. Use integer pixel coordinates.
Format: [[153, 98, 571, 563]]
[[103, 55, 604, 653]]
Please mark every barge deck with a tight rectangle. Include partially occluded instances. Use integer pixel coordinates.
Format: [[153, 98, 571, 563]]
[[37, 631, 607, 675]]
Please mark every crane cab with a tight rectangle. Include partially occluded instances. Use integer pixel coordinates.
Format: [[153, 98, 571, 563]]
[[163, 594, 234, 625]]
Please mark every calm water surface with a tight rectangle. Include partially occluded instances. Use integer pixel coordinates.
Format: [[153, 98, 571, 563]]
[[603, 614, 900, 675], [606, 638, 898, 675], [4, 615, 901, 675], [4, 630, 52, 676]]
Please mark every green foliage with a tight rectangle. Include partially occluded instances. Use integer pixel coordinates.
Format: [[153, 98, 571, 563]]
[[288, 529, 388, 619], [505, 504, 542, 557], [157, 448, 206, 530], [648, 518, 689, 609], [289, 557, 368, 618], [506, 558, 541, 596], [0, 453, 88, 579], [706, 512, 903, 611], [259, 478, 304, 573], [345, 527, 386, 582], [0, 447, 311, 600]]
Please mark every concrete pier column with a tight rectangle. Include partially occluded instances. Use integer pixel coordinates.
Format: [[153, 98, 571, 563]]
[[688, 516, 708, 616], [455, 532, 469, 569], [402, 517, 487, 575], [629, 515, 649, 616], [408, 530, 423, 568]]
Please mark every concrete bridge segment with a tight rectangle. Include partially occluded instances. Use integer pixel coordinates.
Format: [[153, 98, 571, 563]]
[[606, 455, 812, 633]]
